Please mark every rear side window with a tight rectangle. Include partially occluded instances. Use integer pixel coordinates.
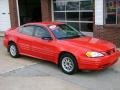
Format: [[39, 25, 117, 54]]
[[19, 26, 34, 36]]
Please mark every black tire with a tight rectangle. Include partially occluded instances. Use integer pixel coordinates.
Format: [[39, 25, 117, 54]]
[[59, 53, 78, 75], [8, 43, 20, 58]]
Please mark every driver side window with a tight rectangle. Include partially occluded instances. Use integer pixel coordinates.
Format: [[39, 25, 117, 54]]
[[34, 26, 51, 38]]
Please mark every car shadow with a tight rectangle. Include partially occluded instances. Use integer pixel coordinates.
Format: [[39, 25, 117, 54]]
[[21, 55, 119, 76]]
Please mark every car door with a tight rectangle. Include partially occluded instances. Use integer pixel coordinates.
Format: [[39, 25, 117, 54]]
[[31, 25, 59, 62], [17, 25, 34, 55]]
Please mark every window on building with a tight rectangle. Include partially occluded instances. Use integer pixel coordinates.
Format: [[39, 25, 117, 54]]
[[53, 0, 94, 32], [105, 0, 120, 24]]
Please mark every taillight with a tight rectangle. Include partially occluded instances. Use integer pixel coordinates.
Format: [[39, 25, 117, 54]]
[[4, 32, 8, 38], [6, 27, 16, 31]]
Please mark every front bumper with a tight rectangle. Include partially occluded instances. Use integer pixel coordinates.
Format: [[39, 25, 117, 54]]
[[78, 51, 120, 70]]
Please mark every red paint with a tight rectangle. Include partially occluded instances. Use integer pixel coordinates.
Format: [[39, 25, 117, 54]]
[[3, 22, 120, 71]]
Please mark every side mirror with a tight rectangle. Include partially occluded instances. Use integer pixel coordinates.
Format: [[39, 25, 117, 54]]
[[41, 37, 53, 40]]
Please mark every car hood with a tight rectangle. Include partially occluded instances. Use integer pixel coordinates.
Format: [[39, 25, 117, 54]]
[[59, 36, 115, 52]]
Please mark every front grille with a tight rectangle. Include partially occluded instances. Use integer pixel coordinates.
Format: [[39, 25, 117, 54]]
[[105, 48, 115, 55], [99, 59, 117, 69]]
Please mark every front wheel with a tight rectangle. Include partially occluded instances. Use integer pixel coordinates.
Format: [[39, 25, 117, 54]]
[[60, 53, 78, 75], [8, 43, 20, 58]]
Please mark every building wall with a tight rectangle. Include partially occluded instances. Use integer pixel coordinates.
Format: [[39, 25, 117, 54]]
[[8, 0, 120, 47], [94, 25, 120, 47], [41, 0, 52, 21], [95, 0, 103, 25], [9, 0, 19, 27], [9, 0, 51, 27], [94, 0, 120, 47]]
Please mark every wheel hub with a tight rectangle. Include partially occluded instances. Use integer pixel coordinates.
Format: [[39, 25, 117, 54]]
[[10, 45, 16, 56], [62, 57, 74, 72]]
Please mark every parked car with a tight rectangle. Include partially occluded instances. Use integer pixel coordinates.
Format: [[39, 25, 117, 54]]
[[3, 22, 120, 74]]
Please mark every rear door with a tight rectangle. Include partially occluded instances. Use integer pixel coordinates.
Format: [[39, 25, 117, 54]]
[[17, 25, 34, 55]]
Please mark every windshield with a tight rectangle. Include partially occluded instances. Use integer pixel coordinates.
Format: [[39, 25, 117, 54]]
[[49, 24, 84, 39]]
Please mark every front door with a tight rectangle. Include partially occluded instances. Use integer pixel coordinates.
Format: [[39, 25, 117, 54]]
[[31, 26, 59, 62], [0, 0, 11, 31]]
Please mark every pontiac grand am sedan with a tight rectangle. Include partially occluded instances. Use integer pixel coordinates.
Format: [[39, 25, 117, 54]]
[[3, 22, 120, 74]]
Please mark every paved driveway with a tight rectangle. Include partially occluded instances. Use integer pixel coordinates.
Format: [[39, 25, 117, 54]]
[[0, 37, 37, 74], [0, 37, 120, 90]]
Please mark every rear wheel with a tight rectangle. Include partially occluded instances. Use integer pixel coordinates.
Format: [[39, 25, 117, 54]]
[[60, 53, 78, 75], [8, 43, 20, 58]]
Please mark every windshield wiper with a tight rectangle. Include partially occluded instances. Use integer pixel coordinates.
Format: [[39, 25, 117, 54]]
[[58, 37, 71, 39], [71, 35, 81, 38]]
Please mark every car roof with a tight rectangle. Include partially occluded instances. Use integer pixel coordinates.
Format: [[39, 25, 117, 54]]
[[26, 22, 64, 26]]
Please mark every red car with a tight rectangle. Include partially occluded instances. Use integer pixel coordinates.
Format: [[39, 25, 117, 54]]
[[3, 22, 120, 74]]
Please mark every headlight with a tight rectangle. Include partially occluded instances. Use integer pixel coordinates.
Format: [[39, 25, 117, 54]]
[[86, 51, 104, 58]]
